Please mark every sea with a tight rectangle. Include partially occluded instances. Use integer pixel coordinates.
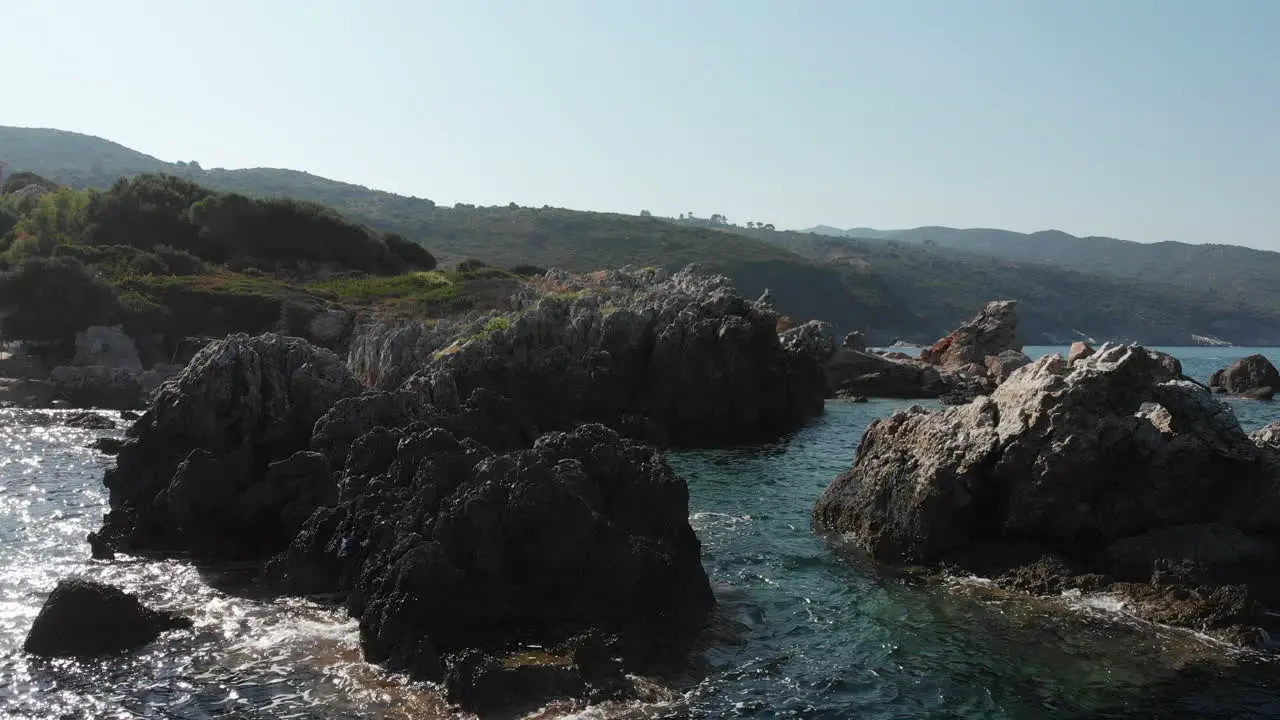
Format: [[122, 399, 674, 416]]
[[2, 346, 1279, 719]]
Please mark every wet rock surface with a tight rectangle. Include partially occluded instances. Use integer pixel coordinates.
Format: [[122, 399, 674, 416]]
[[23, 578, 191, 658], [814, 343, 1280, 643]]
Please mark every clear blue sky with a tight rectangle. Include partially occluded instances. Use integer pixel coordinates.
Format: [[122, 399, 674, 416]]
[[6, 0, 1279, 246]]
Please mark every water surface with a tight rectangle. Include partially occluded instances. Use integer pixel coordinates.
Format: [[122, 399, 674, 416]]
[[2, 348, 1279, 718]]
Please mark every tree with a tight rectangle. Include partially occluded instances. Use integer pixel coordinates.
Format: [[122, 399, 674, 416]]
[[710, 213, 728, 225], [0, 256, 123, 341], [747, 221, 755, 229], [640, 209, 652, 217], [762, 223, 775, 231]]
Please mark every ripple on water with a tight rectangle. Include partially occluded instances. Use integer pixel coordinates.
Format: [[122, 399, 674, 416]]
[[5, 348, 1280, 719]]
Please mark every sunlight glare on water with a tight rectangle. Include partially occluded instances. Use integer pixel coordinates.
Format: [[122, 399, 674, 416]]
[[2, 346, 1280, 718]]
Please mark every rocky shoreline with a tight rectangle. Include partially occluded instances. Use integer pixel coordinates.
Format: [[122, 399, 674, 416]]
[[18, 265, 1280, 714], [813, 343, 1280, 646]]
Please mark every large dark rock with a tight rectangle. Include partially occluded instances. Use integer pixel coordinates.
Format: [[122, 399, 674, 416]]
[[23, 579, 191, 658], [412, 266, 827, 447], [89, 333, 364, 559], [267, 423, 714, 689], [813, 344, 1280, 642], [1209, 354, 1280, 398]]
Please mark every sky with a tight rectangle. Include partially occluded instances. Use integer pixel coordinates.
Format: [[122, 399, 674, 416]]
[[5, 0, 1279, 246]]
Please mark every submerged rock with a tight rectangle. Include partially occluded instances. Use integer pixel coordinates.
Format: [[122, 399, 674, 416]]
[[1209, 354, 1280, 398], [813, 343, 1280, 642], [23, 579, 191, 658]]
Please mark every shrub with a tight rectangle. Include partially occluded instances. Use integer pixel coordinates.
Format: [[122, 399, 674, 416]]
[[509, 264, 547, 277], [84, 174, 210, 252], [384, 232, 437, 270], [456, 258, 488, 273], [0, 171, 59, 196], [153, 244, 207, 276], [0, 256, 124, 341]]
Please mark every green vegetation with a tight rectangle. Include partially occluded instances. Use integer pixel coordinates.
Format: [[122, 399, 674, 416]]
[[8, 125, 1280, 344]]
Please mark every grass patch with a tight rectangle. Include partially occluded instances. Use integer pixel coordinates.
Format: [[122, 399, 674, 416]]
[[305, 270, 455, 302]]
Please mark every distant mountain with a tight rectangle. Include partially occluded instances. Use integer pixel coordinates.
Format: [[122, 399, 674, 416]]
[[6, 125, 1280, 344], [804, 224, 1280, 310]]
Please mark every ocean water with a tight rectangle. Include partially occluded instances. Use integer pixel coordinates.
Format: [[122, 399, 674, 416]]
[[2, 347, 1280, 718]]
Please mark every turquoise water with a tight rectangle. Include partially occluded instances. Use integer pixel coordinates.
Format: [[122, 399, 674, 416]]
[[3, 348, 1280, 718]]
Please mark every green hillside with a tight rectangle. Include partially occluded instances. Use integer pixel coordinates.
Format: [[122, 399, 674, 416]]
[[6, 125, 1280, 344]]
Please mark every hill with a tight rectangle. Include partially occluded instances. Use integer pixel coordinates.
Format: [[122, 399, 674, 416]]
[[804, 224, 1280, 308], [0, 127, 871, 337], [6, 126, 1280, 344]]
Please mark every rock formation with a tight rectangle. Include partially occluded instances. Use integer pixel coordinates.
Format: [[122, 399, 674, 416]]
[[23, 579, 191, 658], [824, 348, 945, 399], [89, 333, 364, 559], [88, 266, 836, 712], [267, 423, 712, 708], [73, 325, 142, 370], [919, 300, 1022, 370], [814, 344, 1280, 643], [1210, 354, 1280, 400]]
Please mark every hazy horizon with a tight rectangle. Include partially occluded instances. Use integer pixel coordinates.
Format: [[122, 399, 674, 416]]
[[6, 0, 1279, 248]]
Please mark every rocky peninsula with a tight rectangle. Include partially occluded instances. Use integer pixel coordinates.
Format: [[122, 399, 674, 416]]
[[82, 265, 829, 713]]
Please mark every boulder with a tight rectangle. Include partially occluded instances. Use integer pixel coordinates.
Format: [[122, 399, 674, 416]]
[[63, 410, 117, 430], [72, 325, 142, 371], [23, 579, 191, 657], [89, 333, 364, 559], [267, 423, 714, 693], [48, 364, 181, 410], [1147, 349, 1184, 380], [983, 349, 1031, 384], [842, 331, 867, 352], [1209, 354, 1280, 397], [813, 344, 1280, 641], [824, 349, 944, 399], [919, 301, 1021, 370], [1067, 341, 1095, 365], [779, 320, 838, 366], [171, 336, 217, 365]]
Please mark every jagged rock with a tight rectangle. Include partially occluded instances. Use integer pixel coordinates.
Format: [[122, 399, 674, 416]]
[[171, 336, 217, 365], [813, 344, 1280, 641], [48, 364, 180, 410], [63, 411, 117, 430], [267, 423, 713, 692], [920, 301, 1021, 370], [307, 308, 355, 350], [72, 326, 142, 371], [842, 331, 867, 352], [418, 265, 826, 447], [1147, 349, 1184, 381], [1209, 354, 1280, 397], [825, 349, 944, 399], [779, 320, 838, 365], [90, 333, 363, 559], [1067, 341, 1095, 365], [1251, 422, 1280, 449], [984, 350, 1031, 384], [90, 437, 126, 455], [23, 579, 191, 657]]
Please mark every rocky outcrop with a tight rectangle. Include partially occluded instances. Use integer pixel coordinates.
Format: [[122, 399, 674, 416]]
[[412, 266, 827, 447], [1068, 341, 1095, 365], [267, 423, 712, 693], [73, 325, 142, 370], [48, 364, 181, 410], [983, 349, 1031, 384], [23, 579, 191, 657], [89, 333, 364, 559], [824, 349, 945, 399], [1210, 354, 1280, 399], [919, 300, 1021, 370], [813, 344, 1280, 643]]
